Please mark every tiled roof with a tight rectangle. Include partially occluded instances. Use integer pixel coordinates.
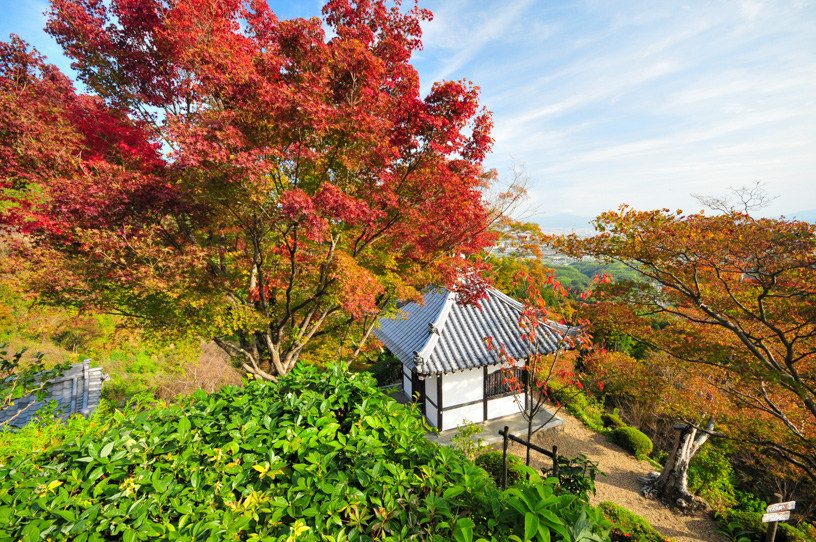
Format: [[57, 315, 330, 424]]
[[0, 359, 108, 428], [374, 287, 573, 375]]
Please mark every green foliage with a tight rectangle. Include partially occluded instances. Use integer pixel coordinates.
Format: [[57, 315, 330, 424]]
[[688, 446, 736, 507], [474, 451, 531, 488], [450, 419, 485, 462], [714, 513, 755, 542], [609, 426, 653, 458], [543, 453, 605, 502], [601, 411, 626, 430], [1, 344, 71, 427], [547, 381, 605, 432], [720, 511, 764, 539], [600, 502, 674, 542], [732, 490, 767, 514], [367, 350, 402, 387], [1, 364, 611, 541], [0, 393, 158, 464], [716, 510, 813, 542]]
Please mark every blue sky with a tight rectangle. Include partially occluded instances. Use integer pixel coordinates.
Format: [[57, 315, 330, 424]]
[[2, 0, 815, 219]]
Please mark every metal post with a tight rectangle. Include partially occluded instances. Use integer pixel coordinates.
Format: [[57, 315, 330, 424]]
[[502, 425, 510, 490], [765, 493, 783, 542]]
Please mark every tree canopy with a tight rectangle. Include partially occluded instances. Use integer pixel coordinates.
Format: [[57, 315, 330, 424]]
[[552, 207, 816, 480], [1, 0, 515, 379]]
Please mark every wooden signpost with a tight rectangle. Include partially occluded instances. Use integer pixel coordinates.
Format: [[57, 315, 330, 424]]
[[763, 495, 795, 542]]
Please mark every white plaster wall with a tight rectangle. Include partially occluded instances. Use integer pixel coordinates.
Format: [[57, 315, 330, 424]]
[[441, 368, 483, 408], [488, 395, 523, 419], [426, 403, 439, 429], [441, 403, 484, 431], [403, 371, 412, 398], [426, 375, 438, 405]]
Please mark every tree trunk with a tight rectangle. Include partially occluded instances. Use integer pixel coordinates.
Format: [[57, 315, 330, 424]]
[[640, 417, 716, 511]]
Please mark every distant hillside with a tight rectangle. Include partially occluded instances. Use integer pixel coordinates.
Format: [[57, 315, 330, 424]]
[[790, 209, 816, 223]]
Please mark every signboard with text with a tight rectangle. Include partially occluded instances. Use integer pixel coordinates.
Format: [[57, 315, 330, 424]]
[[762, 511, 790, 523], [766, 501, 795, 514]]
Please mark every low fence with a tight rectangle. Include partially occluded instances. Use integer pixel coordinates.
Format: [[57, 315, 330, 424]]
[[498, 425, 559, 490]]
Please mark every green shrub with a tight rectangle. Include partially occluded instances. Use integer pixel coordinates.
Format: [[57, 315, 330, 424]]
[[733, 489, 767, 513], [777, 523, 811, 542], [1, 363, 610, 542], [450, 419, 484, 461], [610, 426, 653, 458], [368, 350, 403, 386], [600, 501, 674, 542], [546, 381, 605, 432], [722, 510, 764, 537], [688, 446, 736, 507], [475, 450, 530, 487], [544, 453, 604, 502], [601, 411, 627, 429]]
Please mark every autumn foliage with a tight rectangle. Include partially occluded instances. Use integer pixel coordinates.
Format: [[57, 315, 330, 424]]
[[1, 0, 509, 379], [553, 207, 816, 481]]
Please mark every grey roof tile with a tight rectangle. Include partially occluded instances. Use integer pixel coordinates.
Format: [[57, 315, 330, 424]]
[[374, 287, 574, 375], [0, 359, 109, 428]]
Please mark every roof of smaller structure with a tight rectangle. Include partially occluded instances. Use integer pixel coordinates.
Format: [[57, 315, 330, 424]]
[[374, 287, 573, 375], [0, 359, 108, 428]]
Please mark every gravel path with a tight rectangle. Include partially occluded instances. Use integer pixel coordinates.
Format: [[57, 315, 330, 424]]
[[505, 411, 724, 542]]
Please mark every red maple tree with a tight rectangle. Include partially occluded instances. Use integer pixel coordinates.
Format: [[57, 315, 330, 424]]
[[2, 0, 521, 379]]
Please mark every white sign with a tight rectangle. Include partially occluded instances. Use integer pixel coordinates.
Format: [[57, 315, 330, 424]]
[[766, 501, 796, 513], [762, 511, 790, 523]]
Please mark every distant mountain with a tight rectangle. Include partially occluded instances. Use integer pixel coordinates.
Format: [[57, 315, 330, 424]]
[[528, 213, 594, 230], [789, 209, 816, 223]]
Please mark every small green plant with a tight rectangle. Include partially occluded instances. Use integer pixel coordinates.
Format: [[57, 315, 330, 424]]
[[543, 453, 605, 502], [609, 426, 653, 458], [600, 501, 674, 542], [475, 450, 530, 487], [714, 512, 755, 542], [450, 418, 485, 461]]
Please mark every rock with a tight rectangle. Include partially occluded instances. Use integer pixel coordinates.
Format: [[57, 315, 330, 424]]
[[676, 498, 688, 509]]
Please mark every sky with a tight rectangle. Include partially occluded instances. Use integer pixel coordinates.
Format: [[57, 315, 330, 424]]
[[2, 0, 815, 220]]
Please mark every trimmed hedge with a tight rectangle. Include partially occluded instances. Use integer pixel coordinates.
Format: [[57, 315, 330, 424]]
[[0, 364, 612, 542], [610, 426, 653, 458], [475, 451, 533, 487], [601, 411, 627, 430], [600, 501, 674, 542], [721, 510, 814, 542]]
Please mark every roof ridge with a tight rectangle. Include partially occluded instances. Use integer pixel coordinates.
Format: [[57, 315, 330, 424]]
[[413, 289, 457, 371]]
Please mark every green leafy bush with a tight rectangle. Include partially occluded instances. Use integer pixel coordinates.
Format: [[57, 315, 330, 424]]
[[721, 510, 764, 538], [714, 512, 755, 542], [600, 501, 674, 542], [601, 411, 626, 430], [609, 426, 653, 458], [1, 364, 611, 542], [688, 446, 736, 507], [732, 489, 767, 514], [475, 450, 531, 487], [777, 523, 812, 542], [544, 453, 605, 502], [546, 381, 605, 432], [450, 419, 485, 461], [368, 350, 402, 387]]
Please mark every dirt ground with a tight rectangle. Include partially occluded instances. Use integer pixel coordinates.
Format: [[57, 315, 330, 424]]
[[505, 411, 724, 542]]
